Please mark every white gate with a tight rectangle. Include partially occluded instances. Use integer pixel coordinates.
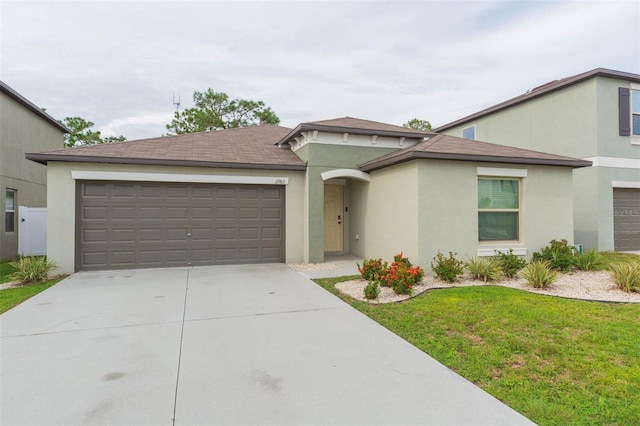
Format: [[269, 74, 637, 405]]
[[18, 206, 47, 256]]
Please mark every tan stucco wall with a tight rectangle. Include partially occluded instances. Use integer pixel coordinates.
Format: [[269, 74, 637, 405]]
[[46, 162, 305, 273], [350, 159, 575, 272], [352, 161, 420, 263], [0, 92, 65, 259]]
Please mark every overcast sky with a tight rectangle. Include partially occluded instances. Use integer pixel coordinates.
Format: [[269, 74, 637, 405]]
[[1, 0, 639, 141]]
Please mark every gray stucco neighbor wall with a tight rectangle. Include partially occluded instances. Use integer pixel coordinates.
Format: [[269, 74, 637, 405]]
[[0, 92, 65, 259]]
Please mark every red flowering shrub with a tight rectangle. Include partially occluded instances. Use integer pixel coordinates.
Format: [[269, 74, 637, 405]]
[[359, 253, 424, 296]]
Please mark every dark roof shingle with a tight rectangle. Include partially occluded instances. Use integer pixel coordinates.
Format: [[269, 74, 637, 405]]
[[360, 134, 592, 171], [27, 125, 306, 171]]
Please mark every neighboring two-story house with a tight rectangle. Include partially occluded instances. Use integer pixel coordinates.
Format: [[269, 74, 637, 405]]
[[435, 68, 640, 252], [0, 81, 68, 260]]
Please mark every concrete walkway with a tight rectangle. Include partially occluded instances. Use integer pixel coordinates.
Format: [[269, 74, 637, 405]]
[[1, 264, 533, 425]]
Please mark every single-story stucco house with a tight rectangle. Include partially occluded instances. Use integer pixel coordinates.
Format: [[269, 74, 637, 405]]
[[26, 117, 591, 274]]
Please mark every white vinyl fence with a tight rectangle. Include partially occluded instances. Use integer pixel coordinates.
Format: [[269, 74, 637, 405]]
[[18, 206, 47, 256]]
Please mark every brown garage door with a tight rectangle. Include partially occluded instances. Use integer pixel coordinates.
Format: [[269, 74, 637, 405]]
[[613, 188, 640, 251], [78, 181, 284, 270]]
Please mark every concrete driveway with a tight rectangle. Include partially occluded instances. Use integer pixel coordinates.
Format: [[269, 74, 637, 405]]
[[1, 264, 532, 425]]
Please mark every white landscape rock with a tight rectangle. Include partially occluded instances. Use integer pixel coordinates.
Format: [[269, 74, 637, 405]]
[[335, 270, 640, 304]]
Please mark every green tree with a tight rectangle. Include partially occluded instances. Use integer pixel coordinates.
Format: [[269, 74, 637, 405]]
[[166, 89, 280, 134], [61, 116, 126, 148], [403, 118, 432, 131]]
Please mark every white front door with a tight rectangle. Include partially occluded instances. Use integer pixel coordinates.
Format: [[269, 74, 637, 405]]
[[324, 185, 343, 252]]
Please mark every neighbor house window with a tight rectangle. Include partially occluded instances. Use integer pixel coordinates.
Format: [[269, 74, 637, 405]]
[[462, 126, 475, 140], [478, 179, 519, 241], [5, 189, 16, 233], [632, 90, 640, 136]]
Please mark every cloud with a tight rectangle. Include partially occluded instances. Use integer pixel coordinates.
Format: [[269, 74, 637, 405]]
[[1, 1, 638, 140], [99, 111, 174, 139]]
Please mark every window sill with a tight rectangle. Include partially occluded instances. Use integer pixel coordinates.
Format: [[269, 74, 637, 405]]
[[477, 246, 526, 257], [630, 138, 640, 146]]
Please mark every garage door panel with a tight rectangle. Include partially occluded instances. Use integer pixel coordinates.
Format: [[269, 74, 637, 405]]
[[239, 207, 259, 219], [139, 207, 163, 220], [263, 227, 281, 240], [217, 188, 237, 198], [263, 247, 282, 261], [613, 188, 640, 251], [112, 229, 136, 243], [139, 229, 163, 242], [78, 182, 284, 270], [263, 208, 282, 220], [83, 206, 108, 220], [192, 207, 214, 220], [216, 207, 236, 219]]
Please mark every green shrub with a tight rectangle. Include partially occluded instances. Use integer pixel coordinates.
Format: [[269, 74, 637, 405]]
[[494, 249, 527, 278], [519, 260, 557, 288], [609, 262, 640, 293], [357, 258, 387, 282], [363, 281, 381, 299], [465, 257, 501, 282], [532, 239, 575, 272], [9, 256, 56, 284], [431, 251, 464, 283], [573, 249, 605, 271]]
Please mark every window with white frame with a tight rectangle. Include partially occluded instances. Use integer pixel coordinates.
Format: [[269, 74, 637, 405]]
[[5, 189, 16, 233], [462, 126, 475, 140], [478, 178, 520, 241]]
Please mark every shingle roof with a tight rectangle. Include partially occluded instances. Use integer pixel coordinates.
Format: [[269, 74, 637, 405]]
[[277, 116, 434, 146], [26, 125, 307, 171], [360, 134, 592, 172], [434, 68, 640, 132], [1, 80, 69, 133]]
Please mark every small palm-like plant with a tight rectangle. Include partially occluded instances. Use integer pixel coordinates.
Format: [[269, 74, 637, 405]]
[[9, 256, 56, 284], [573, 249, 605, 271], [465, 257, 501, 282], [519, 260, 557, 288], [609, 263, 640, 293]]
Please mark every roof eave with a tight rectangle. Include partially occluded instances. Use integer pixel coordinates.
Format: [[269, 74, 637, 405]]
[[25, 153, 307, 171], [360, 152, 592, 172]]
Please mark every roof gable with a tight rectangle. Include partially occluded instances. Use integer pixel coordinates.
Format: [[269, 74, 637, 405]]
[[360, 134, 592, 172], [435, 68, 640, 132], [1, 80, 69, 133], [277, 116, 434, 146]]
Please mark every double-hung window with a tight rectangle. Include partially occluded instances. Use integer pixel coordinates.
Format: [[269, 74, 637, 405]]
[[5, 189, 16, 233], [478, 179, 519, 241]]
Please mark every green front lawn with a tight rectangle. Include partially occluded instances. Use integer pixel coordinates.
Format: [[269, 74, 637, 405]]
[[0, 279, 63, 314], [0, 260, 17, 283], [315, 277, 640, 425], [1, 259, 65, 314]]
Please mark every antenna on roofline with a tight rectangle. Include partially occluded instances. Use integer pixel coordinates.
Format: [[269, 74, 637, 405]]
[[173, 92, 181, 113]]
